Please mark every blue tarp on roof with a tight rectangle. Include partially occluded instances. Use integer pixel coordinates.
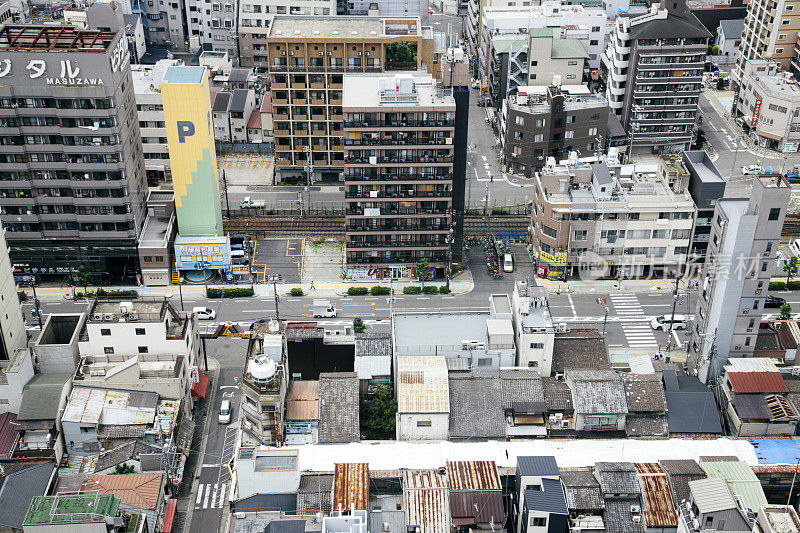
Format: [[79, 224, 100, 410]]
[[763, 167, 774, 174], [749, 439, 800, 464]]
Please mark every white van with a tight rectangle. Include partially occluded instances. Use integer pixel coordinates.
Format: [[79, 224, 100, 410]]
[[193, 307, 216, 320], [503, 253, 514, 272], [218, 400, 231, 424]]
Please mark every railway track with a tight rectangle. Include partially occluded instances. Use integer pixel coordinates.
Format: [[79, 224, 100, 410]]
[[223, 215, 531, 237]]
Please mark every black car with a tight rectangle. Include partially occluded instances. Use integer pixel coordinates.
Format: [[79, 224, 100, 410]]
[[765, 295, 787, 308]]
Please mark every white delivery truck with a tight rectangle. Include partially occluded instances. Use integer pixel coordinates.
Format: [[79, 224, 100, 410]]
[[240, 196, 266, 208], [313, 299, 337, 318]]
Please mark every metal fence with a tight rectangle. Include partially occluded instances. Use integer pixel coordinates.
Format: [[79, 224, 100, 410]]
[[224, 200, 530, 218], [216, 142, 274, 155]]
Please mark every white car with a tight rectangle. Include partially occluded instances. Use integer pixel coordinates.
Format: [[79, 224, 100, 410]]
[[651, 314, 687, 331], [742, 165, 763, 175], [192, 307, 216, 320], [218, 400, 231, 424]]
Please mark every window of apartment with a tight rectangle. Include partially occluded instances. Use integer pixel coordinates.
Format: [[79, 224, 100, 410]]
[[515, 115, 524, 126], [766, 241, 773, 252], [573, 230, 588, 241], [566, 74, 576, 79], [779, 33, 788, 40], [674, 246, 688, 254], [135, 327, 146, 335], [762, 262, 768, 272], [628, 229, 649, 239], [745, 336, 751, 346], [565, 130, 574, 138], [514, 131, 523, 140], [783, 18, 791, 24], [535, 118, 545, 128], [532, 518, 547, 527], [104, 347, 114, 354], [531, 60, 538, 67], [534, 133, 544, 142], [528, 361, 539, 367], [530, 74, 537, 80], [101, 328, 111, 336], [672, 229, 690, 239], [769, 207, 781, 220], [592, 26, 600, 31], [590, 39, 598, 45], [589, 127, 598, 135], [138, 346, 149, 354], [530, 342, 544, 349], [652, 229, 669, 239], [787, 4, 794, 10], [566, 115, 575, 124], [628, 212, 640, 220], [417, 420, 432, 427], [477, 358, 492, 366], [776, 48, 784, 54], [542, 225, 557, 238], [568, 61, 578, 66]]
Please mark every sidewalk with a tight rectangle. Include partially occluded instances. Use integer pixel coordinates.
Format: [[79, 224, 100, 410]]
[[537, 277, 687, 294], [21, 271, 476, 302]]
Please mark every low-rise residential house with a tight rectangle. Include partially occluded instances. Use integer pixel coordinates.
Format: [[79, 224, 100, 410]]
[[541, 377, 575, 434], [501, 371, 547, 437], [15, 373, 72, 462], [565, 370, 628, 433], [298, 474, 333, 515], [333, 463, 369, 513], [560, 470, 605, 531], [623, 374, 668, 437], [662, 370, 723, 436], [61, 387, 179, 455], [754, 321, 798, 361], [369, 494, 404, 533], [714, 19, 744, 64], [501, 85, 608, 178], [86, 441, 164, 475], [677, 477, 752, 533], [229, 89, 257, 143], [594, 462, 644, 533], [354, 333, 392, 394], [551, 331, 609, 375], [234, 448, 300, 502], [0, 461, 57, 532], [259, 93, 274, 147], [396, 356, 449, 441], [241, 348, 288, 446], [74, 353, 190, 401], [756, 506, 800, 533], [510, 281, 555, 374], [446, 461, 505, 529], [22, 493, 126, 533], [402, 470, 450, 533], [659, 459, 706, 508], [80, 473, 165, 530], [284, 381, 319, 445], [634, 463, 679, 533], [448, 373, 505, 440], [720, 359, 798, 437], [213, 92, 233, 142], [699, 460, 768, 513], [318, 373, 359, 444], [515, 456, 563, 533], [33, 314, 84, 374]]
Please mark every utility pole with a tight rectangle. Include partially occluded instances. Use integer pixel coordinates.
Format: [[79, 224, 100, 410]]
[[602, 306, 609, 336], [272, 276, 280, 320], [665, 275, 680, 352], [30, 281, 43, 331], [177, 274, 184, 311], [304, 146, 314, 216], [222, 168, 231, 218]]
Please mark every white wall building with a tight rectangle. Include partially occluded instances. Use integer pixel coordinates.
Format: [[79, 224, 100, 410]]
[[510, 281, 555, 375], [479, 3, 607, 79], [185, 0, 238, 55], [0, 348, 34, 414], [714, 19, 744, 64], [239, 0, 334, 25], [131, 59, 183, 184], [396, 356, 450, 441], [738, 60, 800, 152], [234, 447, 301, 500], [0, 228, 25, 363]]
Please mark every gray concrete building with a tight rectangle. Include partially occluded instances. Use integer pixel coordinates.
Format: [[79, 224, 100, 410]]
[[691, 175, 791, 383], [501, 85, 608, 177], [604, 0, 709, 155], [144, 0, 186, 50], [185, 0, 238, 57], [681, 150, 726, 262], [0, 26, 147, 284]]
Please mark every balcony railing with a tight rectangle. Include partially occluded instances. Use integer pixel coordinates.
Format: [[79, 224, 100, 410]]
[[348, 208, 451, 216], [347, 241, 449, 248], [345, 190, 450, 198], [347, 224, 450, 232], [345, 156, 453, 164], [345, 138, 451, 146], [347, 255, 448, 264], [345, 173, 451, 181], [344, 119, 454, 128]]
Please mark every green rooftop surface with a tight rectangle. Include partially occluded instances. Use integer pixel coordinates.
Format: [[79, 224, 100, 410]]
[[699, 460, 768, 512], [551, 39, 589, 59], [162, 65, 206, 84], [23, 494, 120, 525]]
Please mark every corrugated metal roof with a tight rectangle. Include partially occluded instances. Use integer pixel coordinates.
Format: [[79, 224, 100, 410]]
[[634, 463, 678, 527], [699, 460, 768, 511], [397, 357, 449, 414], [449, 492, 506, 525], [688, 477, 737, 513], [524, 478, 568, 514], [727, 372, 788, 393], [333, 463, 369, 512], [62, 387, 157, 426], [725, 358, 781, 373], [446, 461, 501, 491], [403, 470, 450, 533], [517, 456, 560, 477], [286, 381, 319, 421]]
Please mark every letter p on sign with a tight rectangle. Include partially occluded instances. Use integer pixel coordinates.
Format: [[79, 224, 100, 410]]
[[177, 121, 195, 143]]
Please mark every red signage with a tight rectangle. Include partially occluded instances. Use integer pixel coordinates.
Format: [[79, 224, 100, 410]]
[[752, 98, 762, 127], [537, 264, 548, 279]]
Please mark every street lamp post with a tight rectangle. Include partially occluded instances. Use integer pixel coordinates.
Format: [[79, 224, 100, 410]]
[[602, 306, 609, 336], [30, 280, 43, 331]]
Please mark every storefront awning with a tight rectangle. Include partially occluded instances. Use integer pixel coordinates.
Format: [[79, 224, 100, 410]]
[[759, 131, 783, 141], [163, 498, 177, 533], [191, 372, 209, 398]]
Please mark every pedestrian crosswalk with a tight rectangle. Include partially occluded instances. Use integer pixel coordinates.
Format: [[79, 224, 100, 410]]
[[195, 483, 226, 510], [609, 294, 659, 350]]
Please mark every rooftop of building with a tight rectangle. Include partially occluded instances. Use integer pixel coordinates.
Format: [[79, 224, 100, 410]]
[[0, 25, 118, 52], [682, 150, 725, 183], [482, 3, 605, 21], [138, 210, 173, 249], [699, 459, 768, 511], [552, 330, 609, 374], [524, 478, 569, 514], [86, 298, 179, 325], [23, 493, 120, 525], [517, 455, 560, 476], [286, 380, 319, 421], [318, 373, 359, 443], [625, 2, 710, 40], [62, 387, 158, 425], [343, 72, 455, 110], [448, 373, 505, 439], [131, 59, 183, 95], [266, 16, 423, 38], [509, 86, 606, 114], [17, 372, 73, 422], [213, 91, 232, 112], [567, 370, 628, 415], [393, 311, 511, 352], [402, 470, 450, 533], [230, 89, 249, 112], [81, 473, 164, 511], [718, 18, 745, 37], [333, 463, 369, 511], [663, 371, 723, 434], [77, 353, 184, 381], [397, 356, 449, 414], [162, 65, 206, 85]]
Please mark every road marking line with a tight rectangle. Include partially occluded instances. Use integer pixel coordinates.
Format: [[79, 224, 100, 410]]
[[196, 484, 204, 506], [567, 294, 576, 317], [218, 483, 227, 508], [203, 483, 211, 509], [202, 463, 221, 468], [672, 329, 683, 348]]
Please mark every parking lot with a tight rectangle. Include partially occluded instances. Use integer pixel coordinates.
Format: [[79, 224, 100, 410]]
[[251, 238, 304, 284]]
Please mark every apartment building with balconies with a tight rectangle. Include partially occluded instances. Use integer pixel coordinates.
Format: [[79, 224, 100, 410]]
[[530, 158, 696, 280], [0, 25, 147, 284], [734, 0, 800, 90], [691, 175, 791, 383], [604, 0, 709, 155], [343, 72, 456, 279], [501, 85, 608, 177], [185, 0, 238, 56], [242, 16, 436, 182]]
